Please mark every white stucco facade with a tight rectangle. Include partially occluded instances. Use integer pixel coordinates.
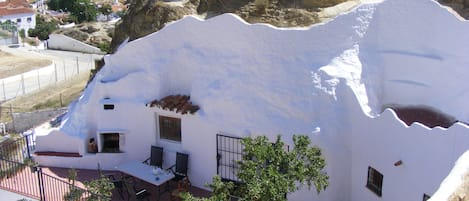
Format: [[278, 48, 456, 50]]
[[34, 0, 469, 200], [0, 12, 35, 35]]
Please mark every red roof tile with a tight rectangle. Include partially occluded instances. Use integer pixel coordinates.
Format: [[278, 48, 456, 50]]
[[0, 0, 34, 17], [148, 95, 200, 114]]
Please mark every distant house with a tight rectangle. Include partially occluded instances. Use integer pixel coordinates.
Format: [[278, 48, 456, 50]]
[[0, 0, 36, 36], [33, 0, 469, 201]]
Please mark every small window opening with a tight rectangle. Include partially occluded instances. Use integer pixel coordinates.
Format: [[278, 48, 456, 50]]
[[103, 104, 114, 110], [366, 166, 383, 197], [158, 115, 181, 142], [100, 133, 120, 153]]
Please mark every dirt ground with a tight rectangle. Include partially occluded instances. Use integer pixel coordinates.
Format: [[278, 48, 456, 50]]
[[0, 50, 53, 79]]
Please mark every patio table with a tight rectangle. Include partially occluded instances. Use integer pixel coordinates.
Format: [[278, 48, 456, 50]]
[[115, 161, 175, 200]]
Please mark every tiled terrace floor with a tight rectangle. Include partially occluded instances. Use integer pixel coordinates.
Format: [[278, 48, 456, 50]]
[[10, 166, 210, 201], [47, 167, 211, 201]]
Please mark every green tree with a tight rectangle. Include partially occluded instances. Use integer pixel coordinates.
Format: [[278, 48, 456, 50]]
[[85, 175, 114, 201], [181, 176, 234, 201], [47, 0, 74, 12], [47, 0, 97, 23], [64, 169, 84, 201], [184, 135, 329, 201], [0, 20, 17, 32], [28, 16, 58, 40], [99, 4, 113, 16], [70, 0, 98, 23]]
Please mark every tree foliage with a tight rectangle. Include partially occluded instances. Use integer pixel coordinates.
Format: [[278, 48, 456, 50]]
[[85, 175, 114, 201], [0, 20, 17, 32], [184, 135, 329, 201], [47, 0, 97, 23], [27, 15, 58, 40], [99, 4, 113, 16], [70, 0, 98, 23], [181, 176, 234, 201]]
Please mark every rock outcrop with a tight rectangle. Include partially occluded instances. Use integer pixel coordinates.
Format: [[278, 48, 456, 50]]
[[439, 0, 469, 19], [110, 0, 348, 52], [55, 21, 115, 51]]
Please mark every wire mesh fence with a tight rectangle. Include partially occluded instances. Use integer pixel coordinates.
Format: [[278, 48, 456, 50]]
[[0, 55, 95, 102]]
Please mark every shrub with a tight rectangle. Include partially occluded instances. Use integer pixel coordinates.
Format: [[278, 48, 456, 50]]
[[28, 16, 58, 40]]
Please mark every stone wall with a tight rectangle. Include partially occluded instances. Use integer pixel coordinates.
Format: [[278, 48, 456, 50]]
[[10, 108, 66, 133]]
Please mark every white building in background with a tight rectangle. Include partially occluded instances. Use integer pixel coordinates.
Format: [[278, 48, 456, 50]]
[[33, 0, 469, 200], [0, 0, 36, 36]]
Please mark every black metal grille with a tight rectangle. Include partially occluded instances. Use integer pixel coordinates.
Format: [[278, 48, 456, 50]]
[[0, 134, 35, 163], [216, 134, 243, 183], [0, 158, 40, 199], [0, 134, 106, 200]]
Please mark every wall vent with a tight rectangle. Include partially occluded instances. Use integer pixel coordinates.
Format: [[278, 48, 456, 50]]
[[103, 104, 115, 110]]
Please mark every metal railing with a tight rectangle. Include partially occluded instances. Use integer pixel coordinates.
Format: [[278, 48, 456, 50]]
[[216, 134, 244, 183], [0, 134, 34, 163], [39, 169, 100, 201], [0, 158, 40, 199], [0, 134, 107, 200]]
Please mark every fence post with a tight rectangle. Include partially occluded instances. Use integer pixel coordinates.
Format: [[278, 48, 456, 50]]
[[37, 69, 41, 90], [90, 54, 93, 69], [9, 104, 14, 132], [36, 167, 46, 201], [76, 57, 79, 74], [2, 80, 6, 101], [21, 74, 25, 95], [25, 134, 31, 159], [60, 93, 63, 107], [63, 60, 66, 80], [54, 63, 58, 83]]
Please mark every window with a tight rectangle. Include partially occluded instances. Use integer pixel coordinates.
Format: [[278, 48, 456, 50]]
[[159, 115, 181, 142], [366, 166, 383, 197], [423, 194, 431, 201], [103, 104, 114, 110], [27, 17, 31, 22], [16, 18, 21, 23], [99, 133, 121, 153]]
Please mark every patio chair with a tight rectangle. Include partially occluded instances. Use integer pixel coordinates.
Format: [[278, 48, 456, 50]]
[[143, 145, 163, 168], [124, 177, 151, 201], [167, 152, 191, 186]]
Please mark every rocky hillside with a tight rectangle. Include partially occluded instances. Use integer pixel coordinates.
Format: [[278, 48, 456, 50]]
[[110, 0, 347, 52], [54, 21, 115, 52], [110, 0, 469, 53], [439, 0, 469, 19]]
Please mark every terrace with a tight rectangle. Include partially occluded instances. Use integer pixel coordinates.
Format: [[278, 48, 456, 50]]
[[0, 134, 210, 200]]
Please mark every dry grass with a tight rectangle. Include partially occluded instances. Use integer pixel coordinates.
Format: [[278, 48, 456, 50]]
[[448, 171, 469, 201], [0, 50, 52, 79]]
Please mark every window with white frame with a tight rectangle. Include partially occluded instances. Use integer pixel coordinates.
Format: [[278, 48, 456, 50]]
[[158, 115, 181, 142], [366, 166, 383, 197]]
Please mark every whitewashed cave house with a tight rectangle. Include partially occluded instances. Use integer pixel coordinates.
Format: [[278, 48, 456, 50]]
[[34, 0, 469, 200]]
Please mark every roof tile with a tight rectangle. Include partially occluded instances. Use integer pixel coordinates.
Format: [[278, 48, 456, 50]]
[[148, 95, 199, 114]]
